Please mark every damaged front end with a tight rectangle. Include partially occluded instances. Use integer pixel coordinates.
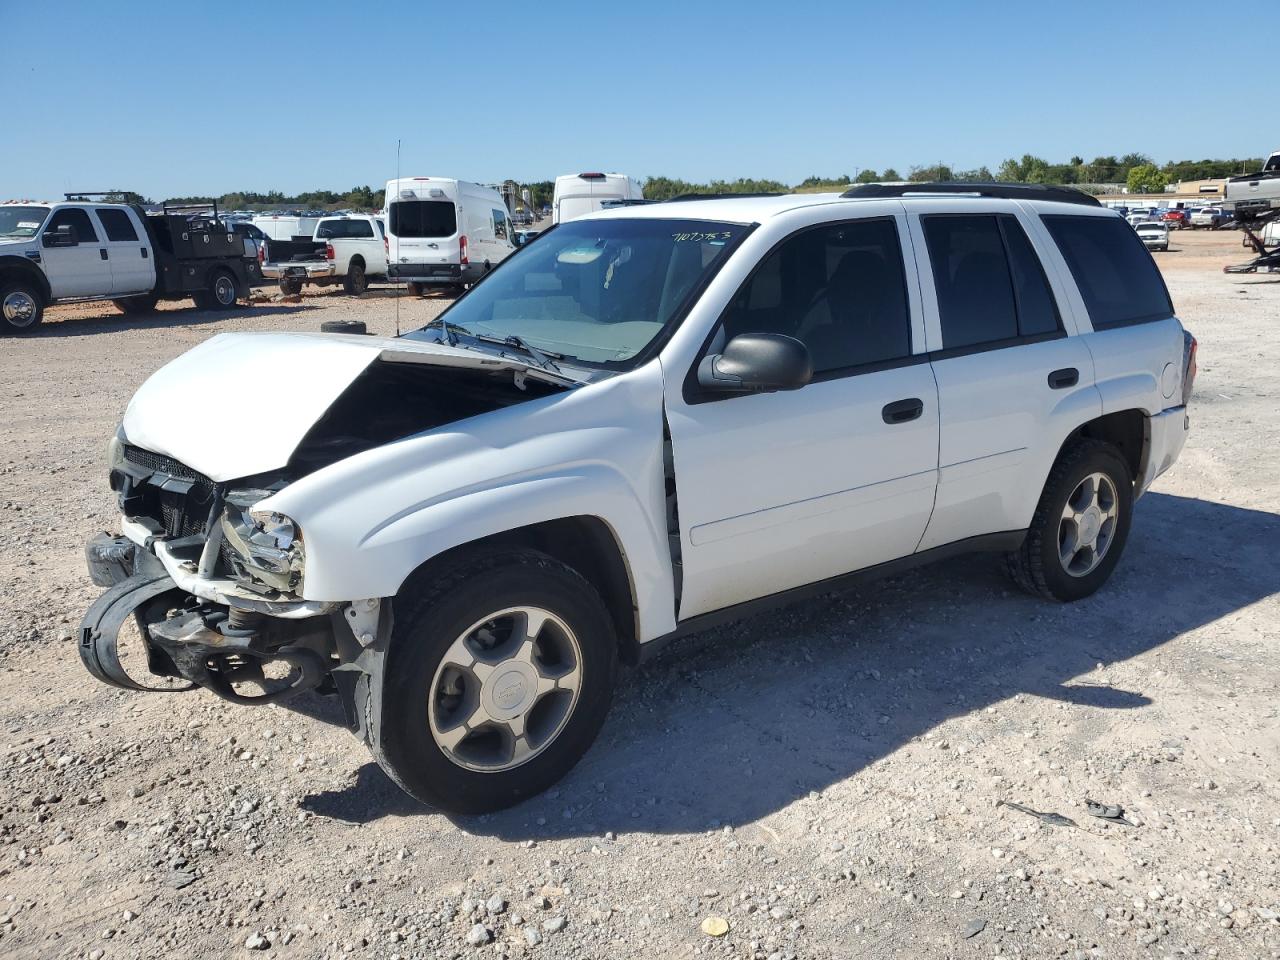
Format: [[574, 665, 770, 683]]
[[78, 528, 360, 704], [78, 345, 571, 732]]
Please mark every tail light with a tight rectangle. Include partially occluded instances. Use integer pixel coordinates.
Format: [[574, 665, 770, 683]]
[[383, 234, 389, 256], [325, 243, 335, 261], [1182, 332, 1198, 405], [257, 244, 264, 263], [459, 234, 469, 265]]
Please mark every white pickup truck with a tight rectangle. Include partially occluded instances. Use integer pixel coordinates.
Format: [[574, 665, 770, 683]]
[[78, 183, 1194, 814], [260, 214, 388, 295], [1224, 149, 1280, 221], [0, 198, 260, 333]]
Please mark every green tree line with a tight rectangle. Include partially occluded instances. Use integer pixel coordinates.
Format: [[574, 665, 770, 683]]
[[105, 155, 1264, 213]]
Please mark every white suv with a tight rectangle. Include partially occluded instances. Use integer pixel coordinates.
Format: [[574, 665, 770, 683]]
[[79, 184, 1195, 813]]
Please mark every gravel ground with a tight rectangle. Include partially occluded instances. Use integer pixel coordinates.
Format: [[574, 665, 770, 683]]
[[1, 230, 1277, 959]]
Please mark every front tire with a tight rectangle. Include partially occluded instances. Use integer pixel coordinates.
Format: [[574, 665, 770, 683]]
[[0, 280, 44, 334], [376, 551, 618, 814], [1005, 439, 1134, 602]]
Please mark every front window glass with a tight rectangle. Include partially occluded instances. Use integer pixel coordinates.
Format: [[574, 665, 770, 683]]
[[0, 206, 50, 238], [389, 201, 457, 238], [405, 218, 748, 365]]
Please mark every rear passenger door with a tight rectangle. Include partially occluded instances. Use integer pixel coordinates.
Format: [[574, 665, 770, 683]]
[[665, 215, 940, 619], [95, 208, 154, 295], [38, 207, 113, 298], [908, 206, 1100, 551]]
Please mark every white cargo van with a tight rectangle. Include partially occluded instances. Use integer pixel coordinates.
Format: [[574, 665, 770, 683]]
[[383, 177, 514, 294], [552, 172, 644, 224]]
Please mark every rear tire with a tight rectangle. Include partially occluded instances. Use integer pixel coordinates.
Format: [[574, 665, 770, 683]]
[[1, 280, 45, 334], [375, 551, 618, 814], [278, 278, 303, 296], [112, 294, 159, 315], [1005, 439, 1134, 602], [195, 270, 239, 310], [406, 282, 424, 297], [342, 262, 368, 295]]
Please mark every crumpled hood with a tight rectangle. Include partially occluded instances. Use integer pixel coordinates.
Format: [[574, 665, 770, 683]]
[[122, 331, 568, 482]]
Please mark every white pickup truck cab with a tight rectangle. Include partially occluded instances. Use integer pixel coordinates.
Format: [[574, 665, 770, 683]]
[[79, 184, 1195, 813], [1, 200, 258, 333], [260, 215, 388, 295]]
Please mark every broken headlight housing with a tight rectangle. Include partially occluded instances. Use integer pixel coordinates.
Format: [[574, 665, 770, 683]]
[[220, 494, 305, 595]]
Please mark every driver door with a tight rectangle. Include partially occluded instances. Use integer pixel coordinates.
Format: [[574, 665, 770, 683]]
[[40, 207, 112, 298], [664, 215, 940, 620]]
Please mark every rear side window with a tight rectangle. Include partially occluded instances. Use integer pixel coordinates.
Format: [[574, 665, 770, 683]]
[[1042, 215, 1173, 329], [46, 207, 99, 243], [492, 208, 508, 240], [316, 219, 374, 239], [1000, 218, 1060, 337], [389, 201, 457, 238], [95, 208, 139, 242], [721, 218, 912, 375], [923, 214, 1062, 349]]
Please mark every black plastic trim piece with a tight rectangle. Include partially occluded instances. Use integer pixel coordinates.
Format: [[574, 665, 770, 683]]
[[926, 329, 1066, 363], [639, 530, 1028, 662], [842, 182, 1101, 207]]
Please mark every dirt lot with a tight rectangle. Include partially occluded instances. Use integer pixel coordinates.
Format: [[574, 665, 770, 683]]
[[1, 230, 1277, 960]]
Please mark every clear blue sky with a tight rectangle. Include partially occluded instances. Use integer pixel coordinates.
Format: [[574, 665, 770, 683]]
[[3, 0, 1275, 199]]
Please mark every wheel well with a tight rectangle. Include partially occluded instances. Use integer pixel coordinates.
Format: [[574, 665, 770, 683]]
[[1062, 409, 1146, 480], [396, 517, 640, 664], [349, 255, 365, 269], [0, 260, 51, 303]]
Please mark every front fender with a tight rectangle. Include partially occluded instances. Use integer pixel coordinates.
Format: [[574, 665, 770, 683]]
[[265, 363, 676, 641]]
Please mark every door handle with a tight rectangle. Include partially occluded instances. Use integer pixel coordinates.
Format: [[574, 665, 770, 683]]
[[882, 398, 924, 424], [100, 248, 109, 260], [1048, 367, 1079, 389]]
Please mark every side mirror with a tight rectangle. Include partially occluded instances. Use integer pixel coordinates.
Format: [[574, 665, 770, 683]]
[[42, 225, 79, 248], [697, 333, 812, 394]]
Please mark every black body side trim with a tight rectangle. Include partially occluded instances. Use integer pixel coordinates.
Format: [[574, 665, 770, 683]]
[[638, 530, 1027, 663]]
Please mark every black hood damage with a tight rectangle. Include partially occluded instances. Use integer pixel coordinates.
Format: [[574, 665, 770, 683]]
[[286, 359, 568, 477]]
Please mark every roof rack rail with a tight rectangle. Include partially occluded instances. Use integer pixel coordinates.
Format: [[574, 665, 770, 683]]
[[839, 182, 1101, 207], [63, 191, 129, 199], [667, 192, 785, 202]]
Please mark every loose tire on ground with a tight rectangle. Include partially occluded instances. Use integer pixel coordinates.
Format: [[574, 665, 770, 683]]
[[374, 551, 618, 814], [0, 280, 45, 334], [342, 262, 368, 295], [278, 278, 303, 296], [319, 320, 367, 335], [1005, 438, 1134, 602], [112, 294, 160, 315]]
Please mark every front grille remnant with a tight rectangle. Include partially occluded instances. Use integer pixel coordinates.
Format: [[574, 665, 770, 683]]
[[120, 445, 218, 539]]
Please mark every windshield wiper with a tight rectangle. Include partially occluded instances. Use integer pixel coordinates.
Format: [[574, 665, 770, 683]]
[[473, 333, 563, 373], [420, 316, 471, 346]]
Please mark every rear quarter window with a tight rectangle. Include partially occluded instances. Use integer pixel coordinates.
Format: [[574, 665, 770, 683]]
[[1042, 215, 1173, 329]]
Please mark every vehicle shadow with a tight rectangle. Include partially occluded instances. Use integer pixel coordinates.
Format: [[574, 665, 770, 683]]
[[298, 492, 1280, 835], [33, 303, 322, 338]]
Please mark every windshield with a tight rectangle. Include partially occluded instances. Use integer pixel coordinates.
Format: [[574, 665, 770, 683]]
[[0, 206, 50, 239], [389, 200, 457, 238], [405, 217, 749, 365]]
